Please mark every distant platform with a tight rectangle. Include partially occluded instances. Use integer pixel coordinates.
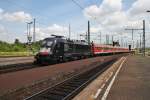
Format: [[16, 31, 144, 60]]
[[106, 55, 150, 100]]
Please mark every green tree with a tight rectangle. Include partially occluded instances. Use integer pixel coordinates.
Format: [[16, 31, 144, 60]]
[[14, 38, 20, 44]]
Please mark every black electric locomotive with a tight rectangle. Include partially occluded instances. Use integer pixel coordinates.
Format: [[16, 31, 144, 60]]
[[35, 35, 92, 64]]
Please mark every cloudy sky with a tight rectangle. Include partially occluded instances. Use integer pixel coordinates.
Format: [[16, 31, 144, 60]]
[[0, 0, 150, 47]]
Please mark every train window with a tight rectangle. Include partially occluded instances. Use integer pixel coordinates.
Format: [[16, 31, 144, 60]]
[[47, 41, 53, 47], [41, 40, 46, 47], [68, 44, 73, 52], [41, 40, 53, 47], [64, 43, 74, 53], [64, 44, 69, 52]]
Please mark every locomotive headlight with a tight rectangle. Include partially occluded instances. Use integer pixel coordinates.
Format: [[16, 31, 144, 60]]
[[48, 48, 52, 54], [40, 47, 47, 52], [39, 47, 52, 55]]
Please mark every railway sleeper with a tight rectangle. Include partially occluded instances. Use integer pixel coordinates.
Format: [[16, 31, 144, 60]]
[[25, 58, 118, 100], [46, 90, 68, 97], [59, 85, 77, 90], [71, 79, 87, 83], [67, 81, 83, 85], [41, 93, 64, 100], [30, 96, 47, 100], [72, 77, 89, 82], [75, 74, 94, 80], [63, 83, 80, 88], [53, 88, 73, 93]]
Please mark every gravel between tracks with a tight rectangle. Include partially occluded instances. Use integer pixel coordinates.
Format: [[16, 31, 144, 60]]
[[0, 55, 123, 100]]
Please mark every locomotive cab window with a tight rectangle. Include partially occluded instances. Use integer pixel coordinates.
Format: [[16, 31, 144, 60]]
[[47, 41, 53, 47], [41, 40, 53, 47]]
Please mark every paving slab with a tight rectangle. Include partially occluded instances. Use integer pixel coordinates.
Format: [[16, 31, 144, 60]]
[[107, 55, 150, 100]]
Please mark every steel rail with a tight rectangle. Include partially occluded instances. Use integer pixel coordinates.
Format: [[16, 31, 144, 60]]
[[0, 62, 37, 74], [24, 57, 118, 100]]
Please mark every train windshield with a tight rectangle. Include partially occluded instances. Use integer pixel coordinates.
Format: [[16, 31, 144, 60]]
[[41, 40, 53, 47]]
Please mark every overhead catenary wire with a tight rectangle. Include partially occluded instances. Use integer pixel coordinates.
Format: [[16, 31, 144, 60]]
[[4, 0, 104, 43], [71, 0, 84, 10]]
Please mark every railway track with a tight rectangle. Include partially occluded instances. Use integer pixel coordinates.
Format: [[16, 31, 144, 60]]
[[0, 62, 37, 74], [0, 56, 35, 74], [0, 59, 77, 74], [25, 57, 118, 100], [0, 59, 70, 74]]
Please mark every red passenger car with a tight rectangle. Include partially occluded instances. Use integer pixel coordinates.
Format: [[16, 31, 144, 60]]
[[92, 43, 129, 55]]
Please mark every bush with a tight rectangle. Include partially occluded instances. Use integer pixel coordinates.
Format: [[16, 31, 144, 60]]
[[0, 40, 41, 52]]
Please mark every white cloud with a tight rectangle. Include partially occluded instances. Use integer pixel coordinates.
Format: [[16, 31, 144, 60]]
[[0, 23, 68, 43], [0, 25, 6, 34], [0, 8, 32, 23], [0, 24, 17, 43], [101, 0, 122, 13], [84, 0, 127, 34], [91, 27, 101, 33], [0, 8, 3, 13], [1, 0, 150, 47], [0, 9, 33, 42], [43, 24, 68, 35], [0, 8, 4, 20], [27, 24, 68, 41], [83, 0, 150, 46], [84, 0, 150, 32], [3, 11, 32, 22], [84, 0, 122, 20], [128, 0, 150, 16]]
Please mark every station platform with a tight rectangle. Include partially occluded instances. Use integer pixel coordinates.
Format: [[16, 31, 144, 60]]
[[73, 55, 150, 100], [106, 55, 150, 100]]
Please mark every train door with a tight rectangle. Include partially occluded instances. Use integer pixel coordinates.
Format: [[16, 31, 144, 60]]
[[55, 42, 64, 57]]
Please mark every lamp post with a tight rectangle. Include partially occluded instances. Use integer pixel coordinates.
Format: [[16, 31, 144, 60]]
[[26, 21, 33, 54], [27, 21, 33, 44]]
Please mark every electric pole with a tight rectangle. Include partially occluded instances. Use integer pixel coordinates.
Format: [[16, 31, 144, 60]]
[[143, 20, 145, 56], [125, 28, 143, 49], [112, 35, 114, 44], [139, 33, 142, 53], [125, 41, 127, 47], [136, 40, 139, 49], [121, 36, 123, 47], [33, 18, 36, 43], [26, 22, 29, 43], [88, 20, 90, 45], [108, 34, 109, 44], [105, 34, 107, 44], [86, 32, 88, 42], [106, 34, 109, 44], [100, 32, 101, 44], [69, 23, 71, 40]]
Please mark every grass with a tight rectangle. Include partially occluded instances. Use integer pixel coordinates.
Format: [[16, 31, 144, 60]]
[[0, 52, 34, 57]]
